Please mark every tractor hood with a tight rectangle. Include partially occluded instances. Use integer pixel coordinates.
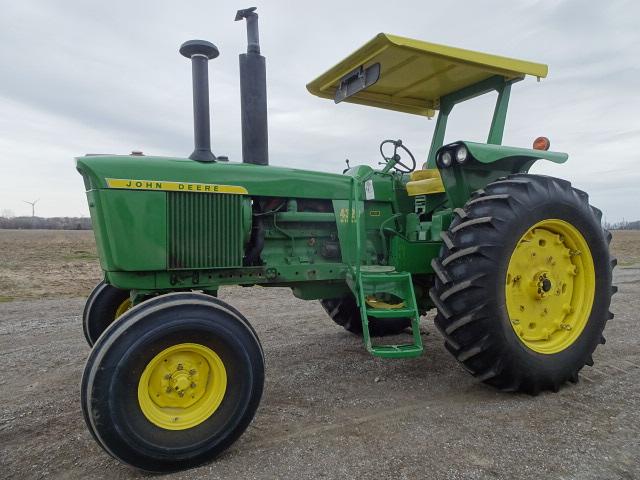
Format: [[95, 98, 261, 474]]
[[76, 155, 353, 200]]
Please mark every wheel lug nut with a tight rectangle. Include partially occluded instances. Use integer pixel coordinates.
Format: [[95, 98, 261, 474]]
[[191, 382, 197, 389], [189, 369, 196, 375], [177, 364, 183, 370]]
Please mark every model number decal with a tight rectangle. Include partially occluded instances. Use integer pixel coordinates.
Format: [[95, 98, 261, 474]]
[[106, 178, 248, 195], [339, 208, 356, 223]]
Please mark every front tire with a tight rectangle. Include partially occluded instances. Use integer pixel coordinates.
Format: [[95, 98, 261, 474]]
[[430, 174, 615, 394], [81, 292, 264, 472], [82, 281, 131, 347]]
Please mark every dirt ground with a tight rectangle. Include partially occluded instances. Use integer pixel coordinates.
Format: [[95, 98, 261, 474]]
[[1, 230, 639, 479]]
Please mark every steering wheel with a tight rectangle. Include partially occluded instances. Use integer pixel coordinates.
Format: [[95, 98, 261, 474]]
[[379, 139, 416, 173]]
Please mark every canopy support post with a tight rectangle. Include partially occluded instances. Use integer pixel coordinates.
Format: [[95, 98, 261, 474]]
[[426, 75, 522, 167], [487, 82, 512, 145]]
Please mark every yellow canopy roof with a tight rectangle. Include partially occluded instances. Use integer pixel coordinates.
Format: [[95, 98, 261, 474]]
[[306, 33, 548, 117]]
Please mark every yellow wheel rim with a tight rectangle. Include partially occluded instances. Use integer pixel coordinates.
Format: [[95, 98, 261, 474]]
[[505, 219, 595, 354], [114, 298, 132, 319], [138, 343, 227, 430]]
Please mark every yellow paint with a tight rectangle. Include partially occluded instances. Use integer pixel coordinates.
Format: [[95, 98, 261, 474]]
[[505, 219, 595, 354], [366, 296, 405, 310], [339, 207, 356, 223], [106, 178, 248, 195], [307, 33, 548, 116], [406, 169, 445, 195], [114, 298, 132, 319], [138, 343, 227, 430]]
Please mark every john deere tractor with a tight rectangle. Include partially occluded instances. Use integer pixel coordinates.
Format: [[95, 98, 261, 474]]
[[76, 8, 615, 472]]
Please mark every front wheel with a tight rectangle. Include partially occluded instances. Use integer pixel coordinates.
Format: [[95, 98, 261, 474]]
[[82, 281, 131, 347], [430, 174, 616, 394], [81, 292, 264, 472]]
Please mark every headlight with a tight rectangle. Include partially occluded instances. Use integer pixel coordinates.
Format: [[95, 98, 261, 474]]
[[440, 150, 453, 168], [455, 145, 468, 164]]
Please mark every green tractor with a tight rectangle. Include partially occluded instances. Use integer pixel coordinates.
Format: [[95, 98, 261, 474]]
[[76, 8, 615, 472]]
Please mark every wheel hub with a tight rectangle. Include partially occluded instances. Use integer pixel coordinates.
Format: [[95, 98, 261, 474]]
[[148, 354, 206, 408], [531, 271, 554, 299], [138, 343, 227, 430], [505, 220, 595, 354]]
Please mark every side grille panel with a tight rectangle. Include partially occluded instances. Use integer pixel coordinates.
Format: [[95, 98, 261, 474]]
[[168, 192, 243, 269]]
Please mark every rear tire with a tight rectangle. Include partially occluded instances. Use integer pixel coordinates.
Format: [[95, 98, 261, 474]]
[[81, 292, 264, 472], [430, 174, 615, 394], [320, 295, 411, 336], [82, 281, 131, 347]]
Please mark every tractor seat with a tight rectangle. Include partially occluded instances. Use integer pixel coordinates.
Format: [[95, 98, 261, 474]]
[[406, 169, 445, 196]]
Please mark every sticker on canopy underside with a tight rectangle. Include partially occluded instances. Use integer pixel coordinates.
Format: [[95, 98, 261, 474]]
[[105, 178, 248, 195]]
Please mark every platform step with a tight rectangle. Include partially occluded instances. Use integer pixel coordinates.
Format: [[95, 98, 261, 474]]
[[369, 344, 424, 359], [352, 268, 424, 359], [359, 265, 397, 273], [366, 307, 416, 318]]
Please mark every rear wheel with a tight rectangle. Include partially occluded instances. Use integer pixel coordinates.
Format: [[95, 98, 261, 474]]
[[430, 174, 616, 394], [82, 281, 131, 347], [81, 292, 264, 472], [320, 295, 411, 336]]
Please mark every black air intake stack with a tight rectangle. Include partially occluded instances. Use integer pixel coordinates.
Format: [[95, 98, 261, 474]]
[[180, 39, 219, 162], [236, 7, 269, 165]]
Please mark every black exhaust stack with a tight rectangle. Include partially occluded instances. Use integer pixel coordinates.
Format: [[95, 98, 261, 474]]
[[236, 7, 269, 165], [180, 39, 219, 162]]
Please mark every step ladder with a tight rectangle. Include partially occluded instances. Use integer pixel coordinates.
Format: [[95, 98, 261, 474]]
[[351, 266, 423, 359]]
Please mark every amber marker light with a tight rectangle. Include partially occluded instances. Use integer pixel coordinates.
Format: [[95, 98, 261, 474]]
[[533, 136, 551, 151]]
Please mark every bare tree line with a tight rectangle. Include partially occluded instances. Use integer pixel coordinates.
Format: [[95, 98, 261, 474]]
[[0, 215, 92, 230], [604, 220, 640, 231]]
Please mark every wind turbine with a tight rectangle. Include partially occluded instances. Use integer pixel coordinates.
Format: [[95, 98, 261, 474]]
[[23, 199, 39, 217]]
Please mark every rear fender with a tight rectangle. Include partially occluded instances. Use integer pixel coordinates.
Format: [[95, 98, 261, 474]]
[[437, 141, 568, 208]]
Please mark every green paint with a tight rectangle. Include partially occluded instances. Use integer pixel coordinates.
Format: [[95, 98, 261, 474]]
[[462, 141, 568, 164], [487, 82, 511, 145], [354, 270, 423, 358], [78, 67, 569, 360]]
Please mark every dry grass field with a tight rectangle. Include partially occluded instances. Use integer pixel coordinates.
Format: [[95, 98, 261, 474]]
[[1, 229, 639, 479], [0, 230, 100, 302], [610, 230, 640, 266]]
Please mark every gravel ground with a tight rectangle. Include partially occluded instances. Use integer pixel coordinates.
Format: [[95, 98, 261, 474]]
[[1, 266, 639, 480]]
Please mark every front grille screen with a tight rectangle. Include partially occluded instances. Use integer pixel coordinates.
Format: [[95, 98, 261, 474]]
[[168, 192, 243, 269]]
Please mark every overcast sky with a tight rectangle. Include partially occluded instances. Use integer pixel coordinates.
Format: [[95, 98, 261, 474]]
[[0, 0, 638, 222]]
